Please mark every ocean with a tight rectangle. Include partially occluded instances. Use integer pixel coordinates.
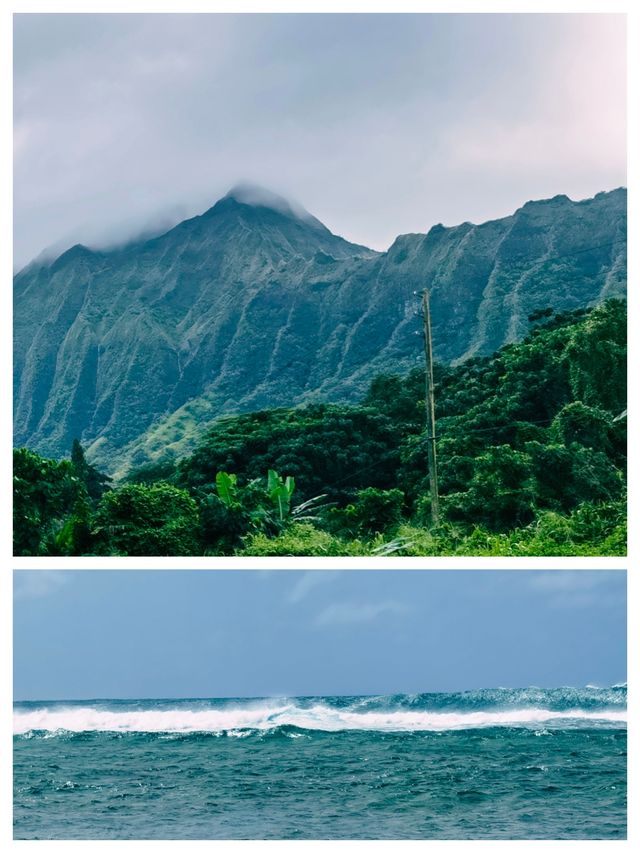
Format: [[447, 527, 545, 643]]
[[13, 686, 626, 840]]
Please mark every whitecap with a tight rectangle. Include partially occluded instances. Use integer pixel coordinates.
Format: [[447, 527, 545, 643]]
[[13, 702, 627, 736]]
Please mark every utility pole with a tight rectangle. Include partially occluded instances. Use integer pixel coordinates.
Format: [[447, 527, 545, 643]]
[[421, 289, 440, 525]]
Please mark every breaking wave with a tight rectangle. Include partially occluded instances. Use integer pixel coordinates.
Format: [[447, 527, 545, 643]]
[[14, 686, 626, 737]]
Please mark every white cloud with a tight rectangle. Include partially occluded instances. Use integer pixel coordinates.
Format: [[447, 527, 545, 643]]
[[314, 600, 407, 627], [13, 571, 69, 600], [527, 571, 625, 609], [287, 571, 340, 604]]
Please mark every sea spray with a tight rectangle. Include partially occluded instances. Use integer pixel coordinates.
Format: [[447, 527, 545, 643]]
[[13, 686, 627, 736]]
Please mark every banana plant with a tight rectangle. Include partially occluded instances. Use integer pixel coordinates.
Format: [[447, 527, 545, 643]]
[[215, 471, 240, 508], [214, 469, 331, 536], [267, 469, 296, 522]]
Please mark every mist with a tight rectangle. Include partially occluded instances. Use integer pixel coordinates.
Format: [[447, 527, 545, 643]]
[[14, 13, 626, 270]]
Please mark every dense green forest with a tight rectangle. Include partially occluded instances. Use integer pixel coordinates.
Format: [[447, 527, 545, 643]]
[[13, 299, 626, 556]]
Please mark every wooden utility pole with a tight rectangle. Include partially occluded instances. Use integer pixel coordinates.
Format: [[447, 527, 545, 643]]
[[421, 289, 440, 525]]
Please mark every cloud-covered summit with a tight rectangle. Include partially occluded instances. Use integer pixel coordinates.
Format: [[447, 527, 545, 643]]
[[14, 13, 626, 269], [222, 182, 327, 231]]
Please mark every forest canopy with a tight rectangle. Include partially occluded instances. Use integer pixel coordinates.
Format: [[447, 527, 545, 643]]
[[13, 299, 626, 556]]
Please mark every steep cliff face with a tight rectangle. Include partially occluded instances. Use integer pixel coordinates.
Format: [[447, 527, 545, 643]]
[[14, 186, 626, 473]]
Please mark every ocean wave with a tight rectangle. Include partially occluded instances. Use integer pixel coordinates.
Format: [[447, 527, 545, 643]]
[[13, 691, 627, 736]]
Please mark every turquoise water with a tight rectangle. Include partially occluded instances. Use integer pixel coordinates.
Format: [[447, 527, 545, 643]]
[[14, 687, 626, 839]]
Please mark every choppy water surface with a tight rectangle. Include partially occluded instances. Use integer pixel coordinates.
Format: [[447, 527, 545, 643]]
[[14, 687, 626, 839]]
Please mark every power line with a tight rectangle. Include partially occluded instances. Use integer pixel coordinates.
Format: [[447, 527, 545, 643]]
[[415, 417, 555, 440], [195, 239, 628, 495], [325, 404, 624, 493]]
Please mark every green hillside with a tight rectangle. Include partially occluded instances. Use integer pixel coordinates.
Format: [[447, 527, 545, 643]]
[[14, 187, 626, 476], [14, 299, 626, 557]]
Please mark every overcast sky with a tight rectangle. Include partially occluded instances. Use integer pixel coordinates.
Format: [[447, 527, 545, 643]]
[[13, 13, 626, 269], [14, 570, 626, 700]]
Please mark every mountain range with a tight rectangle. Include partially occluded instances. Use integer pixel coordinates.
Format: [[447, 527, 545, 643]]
[[14, 184, 627, 475]]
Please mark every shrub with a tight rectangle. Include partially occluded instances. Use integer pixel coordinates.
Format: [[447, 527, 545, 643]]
[[550, 401, 611, 451], [336, 487, 405, 537], [94, 482, 200, 555], [443, 445, 537, 531], [240, 523, 368, 556]]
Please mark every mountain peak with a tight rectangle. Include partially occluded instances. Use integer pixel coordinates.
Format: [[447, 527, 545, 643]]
[[219, 182, 327, 231]]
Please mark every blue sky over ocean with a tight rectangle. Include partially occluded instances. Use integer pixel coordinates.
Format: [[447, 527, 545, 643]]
[[14, 13, 625, 268], [14, 571, 626, 700]]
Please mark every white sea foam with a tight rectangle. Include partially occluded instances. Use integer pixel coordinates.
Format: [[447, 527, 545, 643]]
[[12, 704, 627, 735]]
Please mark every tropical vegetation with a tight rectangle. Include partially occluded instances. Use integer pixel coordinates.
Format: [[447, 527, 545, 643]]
[[13, 299, 626, 556]]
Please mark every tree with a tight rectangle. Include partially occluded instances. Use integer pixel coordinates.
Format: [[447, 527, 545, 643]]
[[563, 299, 626, 414], [13, 449, 87, 555], [337, 487, 405, 537], [550, 402, 611, 453], [93, 483, 200, 556], [444, 445, 537, 531], [177, 404, 401, 502], [71, 438, 111, 501]]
